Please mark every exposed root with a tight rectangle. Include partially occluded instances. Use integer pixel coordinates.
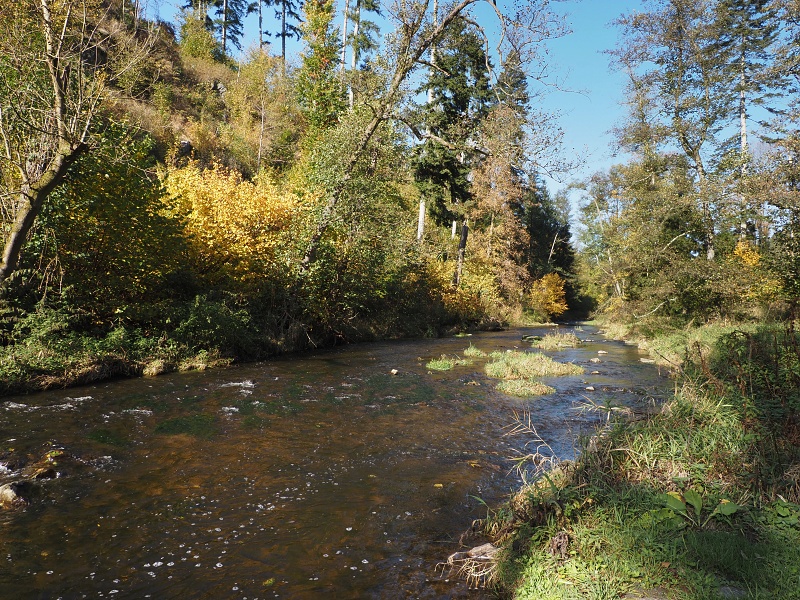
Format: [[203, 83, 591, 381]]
[[440, 543, 500, 589]]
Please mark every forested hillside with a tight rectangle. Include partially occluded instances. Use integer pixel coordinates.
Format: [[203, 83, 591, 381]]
[[0, 0, 579, 393]]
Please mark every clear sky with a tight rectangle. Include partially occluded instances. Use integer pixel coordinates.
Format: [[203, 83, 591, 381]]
[[536, 0, 645, 192], [148, 0, 644, 192]]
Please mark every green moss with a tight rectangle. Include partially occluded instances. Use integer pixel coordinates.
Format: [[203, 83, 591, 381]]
[[86, 428, 129, 447], [155, 414, 217, 438]]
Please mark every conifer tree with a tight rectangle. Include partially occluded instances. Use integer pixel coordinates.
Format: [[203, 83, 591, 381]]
[[296, 0, 344, 133], [714, 0, 780, 162], [411, 19, 493, 227], [275, 0, 302, 66]]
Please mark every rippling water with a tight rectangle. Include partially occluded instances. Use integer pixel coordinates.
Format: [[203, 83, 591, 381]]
[[0, 325, 668, 599]]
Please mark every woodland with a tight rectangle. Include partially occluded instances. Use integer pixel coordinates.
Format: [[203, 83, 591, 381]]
[[0, 0, 579, 393], [4, 0, 800, 597]]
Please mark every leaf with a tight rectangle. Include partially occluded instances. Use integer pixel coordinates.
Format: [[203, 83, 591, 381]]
[[712, 499, 740, 516], [684, 488, 703, 518], [662, 492, 687, 514]]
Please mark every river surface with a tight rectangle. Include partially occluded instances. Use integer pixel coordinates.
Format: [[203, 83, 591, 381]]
[[0, 325, 668, 599]]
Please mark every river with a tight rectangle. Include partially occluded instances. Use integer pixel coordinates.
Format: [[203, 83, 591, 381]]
[[0, 324, 667, 599]]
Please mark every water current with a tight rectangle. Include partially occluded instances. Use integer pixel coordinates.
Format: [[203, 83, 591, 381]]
[[0, 324, 669, 599]]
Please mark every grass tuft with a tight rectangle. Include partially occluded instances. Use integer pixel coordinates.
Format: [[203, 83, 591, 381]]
[[485, 350, 583, 379], [496, 379, 554, 397], [531, 332, 582, 350], [463, 344, 488, 358], [426, 354, 469, 371]]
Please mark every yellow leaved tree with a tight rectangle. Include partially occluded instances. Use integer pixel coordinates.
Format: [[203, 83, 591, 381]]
[[163, 163, 304, 285], [528, 273, 569, 321]]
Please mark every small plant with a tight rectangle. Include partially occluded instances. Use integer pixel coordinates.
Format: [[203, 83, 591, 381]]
[[661, 488, 740, 528], [426, 354, 469, 371], [464, 344, 487, 358]]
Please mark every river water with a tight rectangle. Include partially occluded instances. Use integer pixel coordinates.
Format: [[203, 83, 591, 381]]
[[0, 325, 667, 599]]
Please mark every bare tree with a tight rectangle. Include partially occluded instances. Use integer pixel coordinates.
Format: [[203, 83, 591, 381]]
[[0, 1, 151, 286]]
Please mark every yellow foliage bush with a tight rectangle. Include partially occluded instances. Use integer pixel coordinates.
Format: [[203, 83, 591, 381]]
[[163, 163, 302, 283], [528, 273, 568, 320], [732, 240, 783, 303]]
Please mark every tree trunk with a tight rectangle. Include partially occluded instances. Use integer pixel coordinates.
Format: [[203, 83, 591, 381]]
[[340, 0, 350, 77], [222, 0, 228, 55], [452, 221, 468, 287], [417, 197, 426, 240], [281, 1, 287, 69], [348, 0, 361, 109], [739, 49, 749, 240], [0, 143, 88, 286], [259, 0, 264, 49]]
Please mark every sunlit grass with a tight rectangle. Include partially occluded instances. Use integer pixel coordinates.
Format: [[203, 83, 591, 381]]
[[485, 350, 583, 380], [531, 332, 582, 350], [496, 379, 554, 397], [426, 354, 469, 371], [463, 344, 488, 358]]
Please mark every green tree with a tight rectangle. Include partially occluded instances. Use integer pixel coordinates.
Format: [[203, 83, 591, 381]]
[[410, 18, 493, 228], [296, 0, 344, 135], [613, 0, 732, 260]]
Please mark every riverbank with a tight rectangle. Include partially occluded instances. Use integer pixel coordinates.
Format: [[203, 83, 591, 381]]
[[0, 307, 512, 397], [486, 320, 800, 599]]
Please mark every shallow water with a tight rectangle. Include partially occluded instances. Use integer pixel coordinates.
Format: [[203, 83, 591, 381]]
[[0, 325, 668, 599]]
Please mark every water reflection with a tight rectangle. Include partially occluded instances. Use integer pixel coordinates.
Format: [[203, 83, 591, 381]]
[[0, 325, 667, 599]]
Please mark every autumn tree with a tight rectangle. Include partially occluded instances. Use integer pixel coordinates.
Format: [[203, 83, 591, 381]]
[[297, 0, 568, 278], [0, 0, 153, 287]]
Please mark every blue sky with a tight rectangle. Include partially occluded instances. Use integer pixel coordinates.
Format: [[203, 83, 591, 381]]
[[538, 1, 643, 191], [149, 0, 643, 192]]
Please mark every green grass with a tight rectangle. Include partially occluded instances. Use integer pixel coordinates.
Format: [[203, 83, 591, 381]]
[[426, 354, 470, 371], [484, 323, 800, 600], [485, 350, 583, 379], [496, 379, 555, 397], [532, 332, 582, 350], [463, 344, 488, 358]]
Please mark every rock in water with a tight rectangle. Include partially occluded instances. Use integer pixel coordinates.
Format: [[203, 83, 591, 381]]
[[0, 481, 36, 507]]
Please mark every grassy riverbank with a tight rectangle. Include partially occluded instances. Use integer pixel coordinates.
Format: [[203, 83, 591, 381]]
[[486, 321, 800, 599]]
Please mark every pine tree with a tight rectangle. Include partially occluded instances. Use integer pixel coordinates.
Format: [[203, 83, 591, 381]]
[[714, 0, 780, 162], [296, 0, 344, 133], [411, 18, 493, 227], [275, 0, 302, 66]]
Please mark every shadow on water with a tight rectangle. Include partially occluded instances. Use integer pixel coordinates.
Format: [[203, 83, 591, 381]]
[[0, 325, 668, 599]]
